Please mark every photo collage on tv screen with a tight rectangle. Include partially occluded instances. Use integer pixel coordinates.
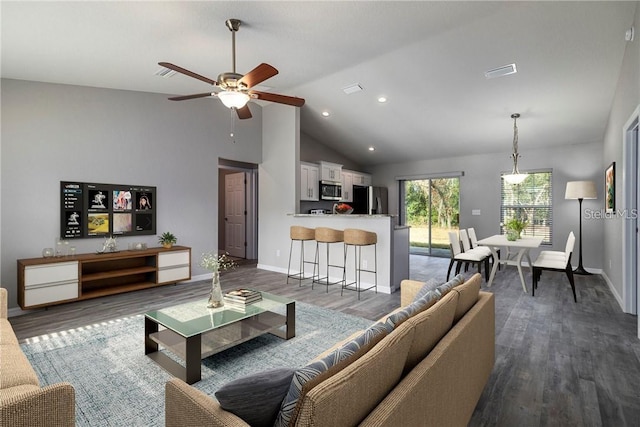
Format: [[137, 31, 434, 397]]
[[61, 182, 156, 239]]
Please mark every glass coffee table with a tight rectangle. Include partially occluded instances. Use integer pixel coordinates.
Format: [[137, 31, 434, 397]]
[[144, 291, 295, 384]]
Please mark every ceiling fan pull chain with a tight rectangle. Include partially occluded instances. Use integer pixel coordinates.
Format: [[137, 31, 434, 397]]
[[230, 108, 236, 143]]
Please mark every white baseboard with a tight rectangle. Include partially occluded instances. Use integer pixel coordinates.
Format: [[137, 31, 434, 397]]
[[600, 271, 625, 312]]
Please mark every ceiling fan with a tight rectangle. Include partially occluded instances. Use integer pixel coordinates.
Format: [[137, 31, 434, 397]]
[[158, 18, 305, 120]]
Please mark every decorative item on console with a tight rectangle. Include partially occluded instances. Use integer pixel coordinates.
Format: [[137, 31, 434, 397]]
[[158, 231, 177, 249], [97, 236, 118, 253], [199, 252, 238, 308]]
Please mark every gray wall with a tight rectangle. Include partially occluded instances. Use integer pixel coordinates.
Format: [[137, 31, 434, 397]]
[[369, 142, 605, 270], [602, 4, 640, 306], [1, 78, 263, 309], [301, 132, 364, 171], [258, 104, 299, 271]]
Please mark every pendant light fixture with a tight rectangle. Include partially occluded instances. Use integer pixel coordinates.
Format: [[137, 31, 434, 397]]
[[502, 113, 528, 185]]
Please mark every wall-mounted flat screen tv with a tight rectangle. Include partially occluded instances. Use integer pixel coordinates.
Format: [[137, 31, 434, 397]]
[[61, 181, 156, 239]]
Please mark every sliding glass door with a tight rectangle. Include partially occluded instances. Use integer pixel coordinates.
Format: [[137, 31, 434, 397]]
[[401, 177, 460, 257]]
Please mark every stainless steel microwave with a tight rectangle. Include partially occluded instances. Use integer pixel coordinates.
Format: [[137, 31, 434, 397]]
[[320, 181, 342, 200]]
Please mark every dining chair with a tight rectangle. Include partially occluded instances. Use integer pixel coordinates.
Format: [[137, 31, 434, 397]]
[[447, 231, 490, 281], [531, 231, 577, 302], [468, 228, 499, 270]]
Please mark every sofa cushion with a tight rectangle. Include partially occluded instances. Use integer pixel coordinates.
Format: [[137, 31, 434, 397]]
[[0, 344, 40, 389], [295, 317, 416, 427], [386, 289, 440, 329], [452, 273, 482, 323], [0, 319, 19, 345], [214, 368, 295, 427], [275, 321, 391, 427], [403, 290, 459, 374], [413, 278, 442, 302]]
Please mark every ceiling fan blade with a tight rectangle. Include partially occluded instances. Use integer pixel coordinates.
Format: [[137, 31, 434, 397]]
[[238, 63, 278, 88], [236, 105, 252, 120], [158, 62, 218, 86], [250, 90, 305, 107], [168, 92, 214, 101]]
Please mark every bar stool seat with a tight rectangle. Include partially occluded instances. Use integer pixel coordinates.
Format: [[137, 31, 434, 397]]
[[313, 227, 345, 292], [287, 226, 317, 286], [342, 228, 378, 299]]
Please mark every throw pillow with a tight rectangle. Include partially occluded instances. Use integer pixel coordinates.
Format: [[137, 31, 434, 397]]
[[436, 274, 465, 297], [274, 321, 390, 427], [215, 368, 295, 427], [412, 278, 442, 302]]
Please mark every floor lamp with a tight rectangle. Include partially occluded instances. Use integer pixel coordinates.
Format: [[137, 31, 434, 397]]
[[565, 181, 597, 275]]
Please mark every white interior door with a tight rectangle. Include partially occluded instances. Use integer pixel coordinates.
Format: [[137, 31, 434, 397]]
[[225, 172, 246, 258]]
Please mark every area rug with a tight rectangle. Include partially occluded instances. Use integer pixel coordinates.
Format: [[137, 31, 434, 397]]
[[21, 301, 373, 427]]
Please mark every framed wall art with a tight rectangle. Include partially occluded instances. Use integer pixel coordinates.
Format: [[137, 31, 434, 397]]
[[605, 162, 615, 213]]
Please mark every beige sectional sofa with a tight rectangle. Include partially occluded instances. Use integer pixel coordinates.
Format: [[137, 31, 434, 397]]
[[165, 273, 495, 427], [0, 288, 76, 427]]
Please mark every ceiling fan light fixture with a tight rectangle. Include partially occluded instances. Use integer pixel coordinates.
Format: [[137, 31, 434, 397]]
[[218, 91, 250, 109]]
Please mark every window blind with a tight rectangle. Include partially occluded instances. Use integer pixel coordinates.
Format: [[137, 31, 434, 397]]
[[500, 171, 553, 245]]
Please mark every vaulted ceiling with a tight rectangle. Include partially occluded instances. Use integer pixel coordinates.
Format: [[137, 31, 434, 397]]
[[2, 1, 636, 166]]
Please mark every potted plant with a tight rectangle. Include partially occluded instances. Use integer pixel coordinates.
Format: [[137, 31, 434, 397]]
[[158, 232, 177, 249], [505, 217, 528, 241]]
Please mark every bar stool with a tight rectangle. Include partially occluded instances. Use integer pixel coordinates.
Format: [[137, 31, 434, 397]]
[[287, 226, 317, 286], [342, 228, 377, 299], [312, 227, 345, 292]]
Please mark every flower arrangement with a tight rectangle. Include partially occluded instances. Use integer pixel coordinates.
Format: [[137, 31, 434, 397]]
[[505, 217, 528, 241], [199, 252, 237, 273]]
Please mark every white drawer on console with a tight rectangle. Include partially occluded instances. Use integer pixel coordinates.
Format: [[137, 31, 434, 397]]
[[24, 281, 79, 307], [157, 266, 190, 284], [158, 251, 190, 268], [24, 262, 79, 287]]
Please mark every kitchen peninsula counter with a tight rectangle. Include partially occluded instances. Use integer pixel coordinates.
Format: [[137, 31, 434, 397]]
[[288, 214, 409, 293]]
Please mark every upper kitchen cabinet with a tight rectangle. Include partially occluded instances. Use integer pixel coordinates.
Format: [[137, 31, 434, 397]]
[[341, 170, 354, 202], [300, 162, 319, 201], [319, 161, 342, 182], [352, 171, 372, 187]]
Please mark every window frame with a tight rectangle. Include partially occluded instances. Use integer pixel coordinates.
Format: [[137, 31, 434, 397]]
[[500, 169, 553, 245]]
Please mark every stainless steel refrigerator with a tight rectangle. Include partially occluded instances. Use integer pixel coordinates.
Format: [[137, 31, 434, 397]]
[[352, 186, 388, 215]]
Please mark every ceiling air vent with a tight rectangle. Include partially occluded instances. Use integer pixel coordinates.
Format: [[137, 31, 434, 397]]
[[154, 67, 177, 78], [342, 83, 363, 94], [484, 63, 517, 79]]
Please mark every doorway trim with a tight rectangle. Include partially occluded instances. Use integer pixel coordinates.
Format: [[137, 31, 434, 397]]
[[622, 105, 638, 329], [218, 159, 258, 260]]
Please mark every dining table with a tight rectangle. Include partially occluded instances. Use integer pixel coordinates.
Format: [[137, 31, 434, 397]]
[[476, 234, 544, 292]]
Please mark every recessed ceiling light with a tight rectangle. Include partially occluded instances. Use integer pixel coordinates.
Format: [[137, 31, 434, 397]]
[[322, 111, 330, 117], [377, 97, 387, 103], [368, 146, 375, 152]]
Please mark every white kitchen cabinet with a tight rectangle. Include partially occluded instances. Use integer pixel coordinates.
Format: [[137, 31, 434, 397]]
[[300, 163, 319, 201], [319, 161, 342, 182], [341, 170, 354, 202], [352, 172, 372, 187]]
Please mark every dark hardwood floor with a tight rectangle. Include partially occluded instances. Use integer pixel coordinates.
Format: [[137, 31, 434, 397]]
[[8, 255, 640, 426]]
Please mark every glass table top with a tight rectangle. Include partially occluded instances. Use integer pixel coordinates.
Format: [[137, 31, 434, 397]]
[[145, 291, 294, 337]]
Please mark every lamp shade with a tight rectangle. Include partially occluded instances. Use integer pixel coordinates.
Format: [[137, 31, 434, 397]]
[[565, 181, 597, 200]]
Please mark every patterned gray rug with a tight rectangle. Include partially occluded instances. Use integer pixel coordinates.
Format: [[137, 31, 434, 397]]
[[21, 301, 372, 427]]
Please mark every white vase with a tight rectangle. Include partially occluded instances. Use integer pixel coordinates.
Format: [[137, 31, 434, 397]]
[[207, 271, 224, 308]]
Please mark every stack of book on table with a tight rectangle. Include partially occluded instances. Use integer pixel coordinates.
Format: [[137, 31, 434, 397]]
[[223, 289, 262, 309]]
